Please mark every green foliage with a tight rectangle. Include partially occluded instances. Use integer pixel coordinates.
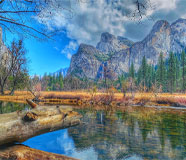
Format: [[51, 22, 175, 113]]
[[135, 52, 184, 93], [181, 51, 186, 92], [37, 50, 185, 93], [156, 53, 166, 91], [129, 62, 135, 79], [41, 72, 64, 91], [168, 52, 176, 93], [95, 52, 115, 62], [0, 39, 28, 95], [137, 56, 151, 91]]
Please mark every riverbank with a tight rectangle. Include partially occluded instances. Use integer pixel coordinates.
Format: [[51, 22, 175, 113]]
[[0, 91, 186, 108]]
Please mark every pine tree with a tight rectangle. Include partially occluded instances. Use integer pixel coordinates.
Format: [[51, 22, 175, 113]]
[[141, 56, 147, 89], [129, 62, 135, 79], [181, 50, 186, 92], [156, 53, 166, 91], [146, 65, 151, 90], [59, 72, 64, 90], [168, 52, 176, 93], [137, 68, 142, 85], [151, 65, 156, 86], [147, 65, 156, 91], [175, 55, 181, 91]]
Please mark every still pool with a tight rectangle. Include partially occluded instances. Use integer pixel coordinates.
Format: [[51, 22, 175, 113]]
[[0, 101, 186, 160]]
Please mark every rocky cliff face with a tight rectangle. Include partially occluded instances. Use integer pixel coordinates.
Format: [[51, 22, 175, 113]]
[[67, 18, 186, 79], [96, 32, 134, 53], [54, 67, 68, 77], [0, 27, 9, 66], [170, 18, 186, 53], [67, 44, 102, 79]]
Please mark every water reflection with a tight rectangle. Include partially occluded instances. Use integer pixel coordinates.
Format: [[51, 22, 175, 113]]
[[23, 107, 186, 160], [0, 101, 29, 114], [23, 129, 99, 160]]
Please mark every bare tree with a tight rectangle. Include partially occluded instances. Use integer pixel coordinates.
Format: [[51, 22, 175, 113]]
[[0, 39, 28, 94], [27, 75, 42, 101], [128, 77, 136, 98], [129, 0, 154, 22], [102, 61, 115, 90], [8, 39, 28, 95], [0, 0, 154, 39], [0, 0, 73, 39]]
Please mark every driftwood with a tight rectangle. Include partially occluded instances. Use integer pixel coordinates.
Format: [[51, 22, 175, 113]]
[[26, 99, 37, 108], [0, 105, 82, 145], [0, 144, 78, 160]]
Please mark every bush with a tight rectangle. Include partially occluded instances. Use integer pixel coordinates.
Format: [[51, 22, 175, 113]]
[[155, 97, 176, 105], [136, 97, 150, 106], [174, 97, 186, 107], [43, 93, 87, 100]]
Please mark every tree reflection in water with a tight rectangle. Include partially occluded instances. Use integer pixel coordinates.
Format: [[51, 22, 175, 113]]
[[0, 101, 185, 160], [68, 107, 186, 160], [0, 101, 29, 114]]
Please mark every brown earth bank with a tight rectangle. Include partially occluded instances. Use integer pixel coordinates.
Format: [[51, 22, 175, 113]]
[[0, 144, 79, 160], [1, 91, 186, 108]]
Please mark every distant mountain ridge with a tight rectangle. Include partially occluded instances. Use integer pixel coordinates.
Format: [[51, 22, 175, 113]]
[[67, 18, 186, 79], [54, 67, 68, 77]]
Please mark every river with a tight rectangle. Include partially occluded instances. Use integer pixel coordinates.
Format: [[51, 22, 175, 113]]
[[0, 101, 186, 160]]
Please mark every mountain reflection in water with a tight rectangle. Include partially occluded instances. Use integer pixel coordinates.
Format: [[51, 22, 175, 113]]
[[22, 107, 186, 160]]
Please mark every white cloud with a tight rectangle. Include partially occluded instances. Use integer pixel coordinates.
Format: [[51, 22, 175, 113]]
[[37, 0, 132, 46], [67, 53, 72, 59], [181, 14, 186, 19], [37, 0, 181, 48], [61, 41, 78, 59], [151, 0, 177, 11]]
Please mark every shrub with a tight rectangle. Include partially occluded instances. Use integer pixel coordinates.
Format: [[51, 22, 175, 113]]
[[116, 96, 133, 106], [174, 97, 186, 107], [43, 93, 88, 100], [136, 97, 150, 106], [155, 97, 176, 105]]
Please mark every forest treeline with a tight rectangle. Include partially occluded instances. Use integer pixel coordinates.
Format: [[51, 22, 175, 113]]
[[33, 50, 186, 94], [135, 51, 186, 93], [1, 38, 186, 94]]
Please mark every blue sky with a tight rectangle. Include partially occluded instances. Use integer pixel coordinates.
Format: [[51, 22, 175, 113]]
[[4, 30, 76, 75], [2, 0, 186, 76], [24, 35, 73, 75]]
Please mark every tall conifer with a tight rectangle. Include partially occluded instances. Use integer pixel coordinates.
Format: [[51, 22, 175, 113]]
[[168, 52, 176, 93]]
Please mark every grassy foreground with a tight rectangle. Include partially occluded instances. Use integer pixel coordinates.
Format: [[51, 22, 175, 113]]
[[0, 91, 186, 108]]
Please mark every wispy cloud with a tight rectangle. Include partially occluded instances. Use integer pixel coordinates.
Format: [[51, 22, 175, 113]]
[[151, 0, 177, 11], [37, 0, 184, 47], [61, 41, 78, 59]]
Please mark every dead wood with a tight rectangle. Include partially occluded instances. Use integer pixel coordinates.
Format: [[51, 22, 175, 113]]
[[0, 105, 82, 145]]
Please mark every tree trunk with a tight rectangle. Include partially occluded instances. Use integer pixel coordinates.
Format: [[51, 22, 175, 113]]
[[0, 144, 79, 160], [0, 85, 4, 95], [0, 105, 82, 145], [10, 87, 15, 95]]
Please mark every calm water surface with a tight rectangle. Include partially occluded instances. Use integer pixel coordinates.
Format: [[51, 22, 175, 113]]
[[0, 101, 186, 160]]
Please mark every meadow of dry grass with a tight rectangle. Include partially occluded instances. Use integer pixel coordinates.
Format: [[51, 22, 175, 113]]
[[0, 91, 186, 107]]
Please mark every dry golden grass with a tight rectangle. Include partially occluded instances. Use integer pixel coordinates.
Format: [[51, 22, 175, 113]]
[[1, 91, 186, 107], [0, 91, 33, 103]]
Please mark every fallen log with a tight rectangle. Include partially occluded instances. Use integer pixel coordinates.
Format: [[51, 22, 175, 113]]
[[26, 99, 38, 108], [0, 105, 82, 145], [0, 144, 79, 160]]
